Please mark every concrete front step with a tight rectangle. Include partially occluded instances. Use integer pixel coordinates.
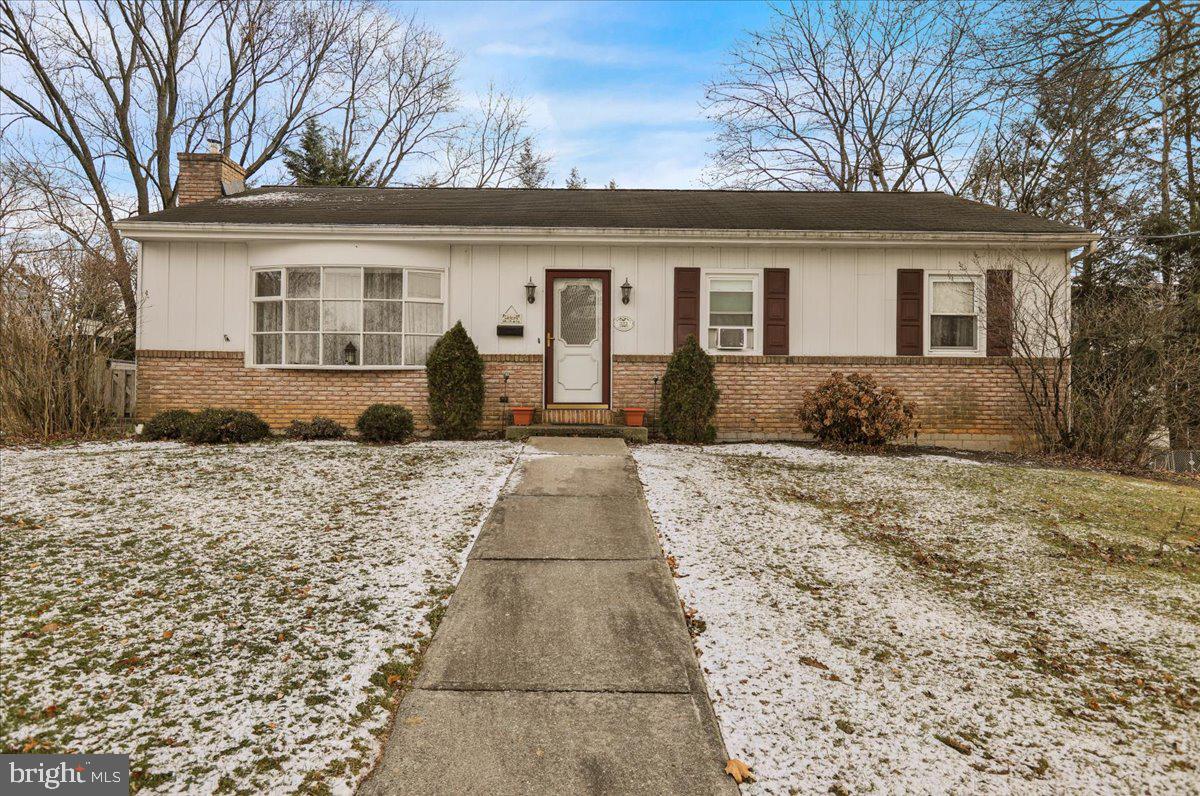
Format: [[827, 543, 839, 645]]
[[505, 423, 649, 442]]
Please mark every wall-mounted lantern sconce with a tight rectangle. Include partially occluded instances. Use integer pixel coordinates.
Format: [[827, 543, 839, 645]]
[[525, 278, 537, 304], [620, 277, 633, 305], [343, 340, 358, 366]]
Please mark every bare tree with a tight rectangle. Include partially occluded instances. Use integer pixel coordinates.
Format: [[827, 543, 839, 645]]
[[705, 0, 994, 191], [420, 85, 534, 188], [0, 0, 366, 324], [1, 163, 127, 439], [329, 10, 459, 186], [963, 41, 1152, 294]]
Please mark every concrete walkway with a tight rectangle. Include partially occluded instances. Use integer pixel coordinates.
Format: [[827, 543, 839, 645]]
[[361, 437, 736, 795]]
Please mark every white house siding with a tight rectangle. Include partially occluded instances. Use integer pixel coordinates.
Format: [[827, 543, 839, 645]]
[[137, 239, 1067, 357]]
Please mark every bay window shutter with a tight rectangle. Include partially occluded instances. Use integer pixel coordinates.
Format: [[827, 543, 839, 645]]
[[673, 267, 700, 350], [763, 268, 789, 355], [986, 269, 1014, 356], [896, 269, 924, 355]]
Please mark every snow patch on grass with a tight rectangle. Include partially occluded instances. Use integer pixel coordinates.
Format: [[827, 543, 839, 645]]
[[634, 443, 1199, 795], [1, 440, 518, 794]]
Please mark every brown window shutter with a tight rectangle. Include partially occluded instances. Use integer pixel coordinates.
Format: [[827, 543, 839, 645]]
[[673, 267, 701, 349], [986, 269, 1013, 356], [896, 269, 923, 355], [763, 268, 789, 355]]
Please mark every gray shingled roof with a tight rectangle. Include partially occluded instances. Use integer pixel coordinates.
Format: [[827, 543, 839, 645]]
[[125, 186, 1088, 235]]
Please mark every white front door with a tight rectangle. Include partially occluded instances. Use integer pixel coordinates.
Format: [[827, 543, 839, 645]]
[[552, 277, 604, 404]]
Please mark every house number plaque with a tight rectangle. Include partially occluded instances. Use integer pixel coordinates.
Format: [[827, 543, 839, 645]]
[[614, 316, 634, 332]]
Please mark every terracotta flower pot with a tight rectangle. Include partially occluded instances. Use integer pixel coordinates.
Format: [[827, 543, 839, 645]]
[[510, 406, 534, 426], [623, 407, 646, 427]]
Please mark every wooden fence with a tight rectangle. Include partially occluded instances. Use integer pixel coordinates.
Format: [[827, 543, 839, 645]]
[[105, 359, 136, 420]]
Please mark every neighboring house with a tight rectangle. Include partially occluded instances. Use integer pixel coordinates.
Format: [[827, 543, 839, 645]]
[[117, 150, 1095, 450]]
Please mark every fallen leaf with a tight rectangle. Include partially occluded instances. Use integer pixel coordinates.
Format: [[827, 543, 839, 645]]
[[40, 622, 61, 633], [797, 656, 828, 670], [162, 630, 173, 640], [386, 674, 403, 686], [725, 759, 755, 783], [403, 715, 424, 726], [935, 734, 972, 755]]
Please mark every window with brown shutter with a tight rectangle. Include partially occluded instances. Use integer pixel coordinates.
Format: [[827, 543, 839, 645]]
[[763, 268, 789, 355], [896, 269, 924, 355], [986, 269, 1013, 356], [673, 267, 700, 349]]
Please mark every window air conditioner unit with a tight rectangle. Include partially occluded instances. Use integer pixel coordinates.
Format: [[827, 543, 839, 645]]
[[716, 328, 745, 350]]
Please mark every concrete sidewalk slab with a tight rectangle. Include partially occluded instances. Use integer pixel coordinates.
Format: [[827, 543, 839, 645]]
[[359, 690, 735, 796], [527, 436, 629, 456], [361, 437, 735, 794], [418, 559, 693, 693], [470, 495, 660, 560], [514, 454, 642, 497]]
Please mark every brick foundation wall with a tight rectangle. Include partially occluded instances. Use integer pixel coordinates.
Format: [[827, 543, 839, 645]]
[[135, 351, 541, 431], [613, 354, 1031, 450], [137, 350, 1033, 449]]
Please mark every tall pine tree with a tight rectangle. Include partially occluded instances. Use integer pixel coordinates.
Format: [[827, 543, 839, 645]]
[[283, 119, 375, 186], [565, 167, 586, 189], [515, 139, 550, 188]]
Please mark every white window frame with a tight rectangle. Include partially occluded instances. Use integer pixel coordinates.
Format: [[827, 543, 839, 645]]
[[701, 271, 761, 356], [246, 265, 447, 370], [925, 273, 984, 356]]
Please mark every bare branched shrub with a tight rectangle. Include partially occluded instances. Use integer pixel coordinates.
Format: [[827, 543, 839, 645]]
[[1002, 253, 1074, 451], [999, 250, 1199, 464], [0, 248, 126, 439]]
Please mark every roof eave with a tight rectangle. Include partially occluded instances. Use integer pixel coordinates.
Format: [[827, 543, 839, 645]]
[[114, 220, 1097, 248]]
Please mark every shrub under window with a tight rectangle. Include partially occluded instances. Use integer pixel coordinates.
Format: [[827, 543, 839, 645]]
[[425, 322, 485, 439], [181, 409, 271, 444], [285, 416, 346, 440], [356, 404, 414, 443], [799, 371, 916, 446], [141, 409, 194, 440], [660, 335, 720, 443]]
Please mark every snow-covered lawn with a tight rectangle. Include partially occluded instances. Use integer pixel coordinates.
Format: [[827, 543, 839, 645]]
[[634, 443, 1200, 795], [1, 440, 519, 794]]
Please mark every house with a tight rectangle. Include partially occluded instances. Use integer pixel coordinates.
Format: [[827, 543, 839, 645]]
[[116, 150, 1096, 450]]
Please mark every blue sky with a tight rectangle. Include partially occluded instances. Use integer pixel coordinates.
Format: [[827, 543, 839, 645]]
[[391, 1, 777, 188]]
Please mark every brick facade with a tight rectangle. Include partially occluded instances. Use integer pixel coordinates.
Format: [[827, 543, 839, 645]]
[[136, 350, 1031, 449], [612, 354, 1030, 450], [135, 351, 541, 431], [176, 152, 247, 205]]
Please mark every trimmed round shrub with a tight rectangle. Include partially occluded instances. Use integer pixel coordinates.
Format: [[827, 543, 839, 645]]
[[355, 403, 414, 443], [286, 416, 346, 440], [425, 321, 485, 439], [799, 371, 916, 446], [181, 408, 271, 444], [659, 335, 719, 443], [141, 409, 194, 441]]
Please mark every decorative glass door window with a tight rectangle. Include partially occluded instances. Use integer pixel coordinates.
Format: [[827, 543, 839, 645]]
[[252, 266, 443, 367], [929, 277, 978, 349], [707, 277, 756, 352]]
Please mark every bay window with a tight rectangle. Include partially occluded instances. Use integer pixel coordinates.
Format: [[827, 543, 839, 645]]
[[706, 275, 757, 352], [252, 266, 444, 367], [928, 275, 979, 350]]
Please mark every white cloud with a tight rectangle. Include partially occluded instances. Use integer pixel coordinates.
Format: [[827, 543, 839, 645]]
[[477, 39, 687, 68]]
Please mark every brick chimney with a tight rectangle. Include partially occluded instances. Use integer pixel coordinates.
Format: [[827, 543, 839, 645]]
[[176, 139, 247, 205]]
